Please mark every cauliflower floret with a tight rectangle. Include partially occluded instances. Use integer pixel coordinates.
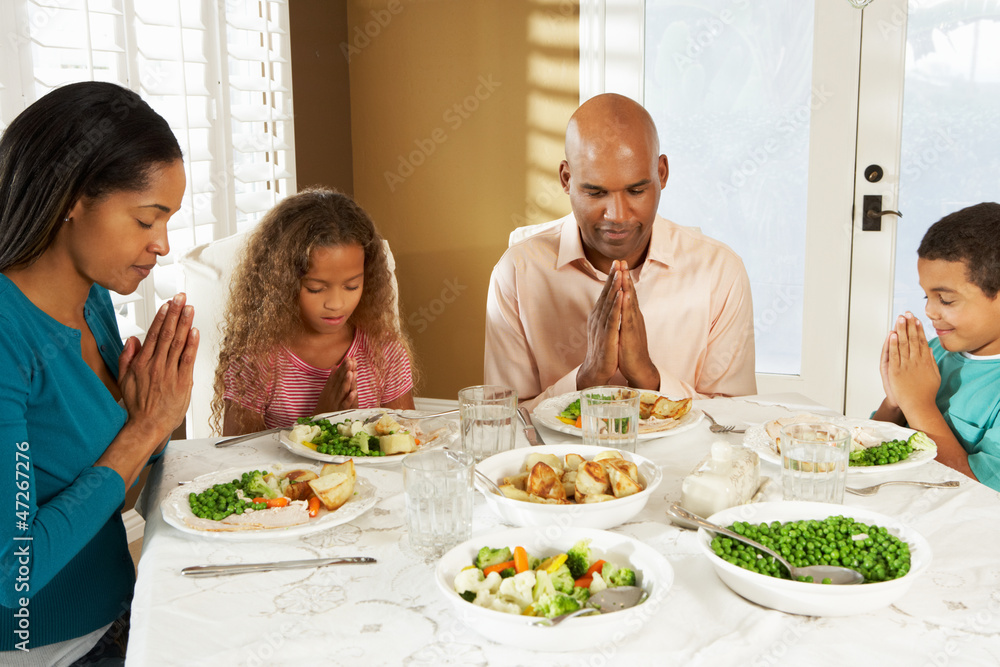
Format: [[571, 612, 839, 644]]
[[498, 570, 536, 609], [289, 423, 321, 445], [589, 571, 608, 595], [454, 569, 502, 596], [336, 420, 366, 437], [474, 591, 522, 615]]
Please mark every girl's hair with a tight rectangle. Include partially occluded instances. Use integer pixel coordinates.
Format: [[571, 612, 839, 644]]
[[0, 81, 182, 271], [210, 187, 413, 433]]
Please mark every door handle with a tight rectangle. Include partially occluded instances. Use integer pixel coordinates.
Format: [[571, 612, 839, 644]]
[[861, 194, 902, 231]]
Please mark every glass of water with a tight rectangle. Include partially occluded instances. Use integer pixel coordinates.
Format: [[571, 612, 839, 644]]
[[402, 449, 474, 559], [780, 423, 851, 503], [580, 386, 640, 453], [458, 385, 517, 462]]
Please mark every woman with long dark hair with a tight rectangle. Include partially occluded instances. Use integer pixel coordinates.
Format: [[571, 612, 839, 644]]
[[0, 82, 198, 665]]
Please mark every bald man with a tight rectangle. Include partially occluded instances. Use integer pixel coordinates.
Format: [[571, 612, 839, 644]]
[[484, 94, 756, 408]]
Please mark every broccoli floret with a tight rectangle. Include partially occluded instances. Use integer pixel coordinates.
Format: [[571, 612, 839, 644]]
[[499, 567, 516, 579], [474, 546, 513, 570], [549, 563, 576, 594], [534, 592, 581, 619], [528, 556, 542, 570], [908, 431, 934, 451], [459, 590, 476, 602], [349, 430, 371, 452], [603, 562, 636, 587], [565, 538, 593, 579], [570, 586, 590, 605], [242, 471, 280, 500]]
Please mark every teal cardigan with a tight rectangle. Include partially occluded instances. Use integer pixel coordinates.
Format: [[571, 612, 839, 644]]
[[0, 275, 159, 650]]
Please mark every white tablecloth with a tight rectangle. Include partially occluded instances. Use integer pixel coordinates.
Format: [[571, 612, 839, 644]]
[[126, 396, 1000, 666]]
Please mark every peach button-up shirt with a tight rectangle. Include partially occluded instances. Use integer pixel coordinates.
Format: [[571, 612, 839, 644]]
[[485, 213, 756, 409]]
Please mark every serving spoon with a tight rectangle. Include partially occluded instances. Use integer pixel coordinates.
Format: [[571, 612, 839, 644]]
[[666, 503, 864, 585], [535, 586, 646, 626]]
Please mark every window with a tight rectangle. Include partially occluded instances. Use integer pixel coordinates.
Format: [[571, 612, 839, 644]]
[[0, 0, 296, 337]]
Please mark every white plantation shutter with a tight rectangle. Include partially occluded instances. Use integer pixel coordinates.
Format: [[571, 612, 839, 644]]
[[0, 0, 296, 337]]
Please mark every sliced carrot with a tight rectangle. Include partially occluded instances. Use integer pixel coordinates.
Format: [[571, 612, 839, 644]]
[[482, 559, 517, 577], [513, 546, 529, 573], [574, 415, 583, 429], [307, 496, 321, 517], [253, 497, 289, 508], [574, 560, 607, 588]]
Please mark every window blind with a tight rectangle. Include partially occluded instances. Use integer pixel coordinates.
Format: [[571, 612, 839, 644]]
[[0, 0, 296, 337]]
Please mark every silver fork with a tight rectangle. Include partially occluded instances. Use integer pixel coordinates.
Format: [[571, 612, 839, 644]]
[[846, 480, 960, 496], [362, 408, 459, 424], [701, 410, 745, 434]]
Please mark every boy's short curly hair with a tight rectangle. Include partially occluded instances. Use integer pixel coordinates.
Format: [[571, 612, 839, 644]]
[[918, 202, 1000, 298]]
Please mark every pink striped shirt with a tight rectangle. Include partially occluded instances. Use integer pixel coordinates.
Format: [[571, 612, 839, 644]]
[[223, 328, 413, 429]]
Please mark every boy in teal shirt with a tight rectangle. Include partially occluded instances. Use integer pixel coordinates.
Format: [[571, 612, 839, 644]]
[[874, 203, 1000, 490]]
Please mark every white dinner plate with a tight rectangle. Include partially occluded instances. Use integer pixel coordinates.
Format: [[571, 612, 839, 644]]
[[743, 415, 937, 475], [279, 408, 459, 466], [161, 463, 377, 540], [532, 391, 703, 440]]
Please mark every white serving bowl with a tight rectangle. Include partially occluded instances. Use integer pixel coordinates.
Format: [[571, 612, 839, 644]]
[[475, 444, 663, 530], [435, 526, 673, 651], [697, 501, 932, 616]]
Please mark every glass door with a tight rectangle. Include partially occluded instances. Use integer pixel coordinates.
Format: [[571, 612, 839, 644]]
[[844, 0, 1000, 416], [590, 0, 865, 411], [588, 0, 1000, 414]]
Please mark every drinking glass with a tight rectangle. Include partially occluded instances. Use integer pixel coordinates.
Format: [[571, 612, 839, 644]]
[[580, 386, 640, 453], [402, 449, 474, 559], [458, 385, 517, 462], [780, 423, 851, 503]]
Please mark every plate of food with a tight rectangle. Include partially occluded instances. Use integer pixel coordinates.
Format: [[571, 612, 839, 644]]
[[279, 409, 459, 466], [532, 390, 703, 440], [160, 462, 376, 539], [743, 413, 937, 474]]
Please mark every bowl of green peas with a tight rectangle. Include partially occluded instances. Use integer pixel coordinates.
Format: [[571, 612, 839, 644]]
[[696, 501, 932, 616]]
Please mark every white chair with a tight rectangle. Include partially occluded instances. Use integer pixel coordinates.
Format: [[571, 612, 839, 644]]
[[179, 233, 399, 438]]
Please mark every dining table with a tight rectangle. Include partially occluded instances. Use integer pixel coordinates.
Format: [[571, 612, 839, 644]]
[[126, 394, 1000, 666]]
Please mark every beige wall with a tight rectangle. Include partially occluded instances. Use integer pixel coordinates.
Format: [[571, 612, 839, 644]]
[[289, 1, 354, 195], [346, 0, 579, 399]]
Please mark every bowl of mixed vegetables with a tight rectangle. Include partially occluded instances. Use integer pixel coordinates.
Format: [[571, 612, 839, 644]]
[[435, 527, 673, 651], [696, 501, 932, 616]]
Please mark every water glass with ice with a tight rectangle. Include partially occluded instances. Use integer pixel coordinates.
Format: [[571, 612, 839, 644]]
[[780, 423, 851, 503], [458, 385, 517, 462], [580, 386, 640, 453], [402, 449, 474, 559]]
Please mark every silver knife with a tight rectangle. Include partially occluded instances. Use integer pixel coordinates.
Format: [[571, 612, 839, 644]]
[[214, 427, 284, 448], [181, 556, 376, 577], [517, 406, 545, 446]]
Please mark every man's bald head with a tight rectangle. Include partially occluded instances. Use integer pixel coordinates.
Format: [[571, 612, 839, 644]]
[[565, 93, 660, 166], [558, 94, 669, 274]]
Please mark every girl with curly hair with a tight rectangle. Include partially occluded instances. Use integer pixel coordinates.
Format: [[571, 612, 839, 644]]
[[211, 188, 415, 435]]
